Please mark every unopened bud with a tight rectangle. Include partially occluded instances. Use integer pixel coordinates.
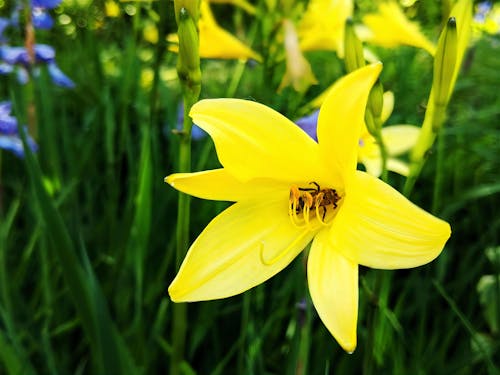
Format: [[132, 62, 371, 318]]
[[433, 17, 458, 107], [174, 0, 200, 24], [177, 7, 200, 72], [344, 19, 365, 73], [368, 80, 384, 120]]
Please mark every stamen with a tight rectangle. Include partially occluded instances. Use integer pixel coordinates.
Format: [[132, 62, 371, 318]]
[[315, 201, 329, 226], [288, 182, 340, 228]]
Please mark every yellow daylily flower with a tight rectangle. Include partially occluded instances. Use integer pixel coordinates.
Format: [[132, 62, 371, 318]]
[[165, 64, 451, 352], [279, 19, 318, 92], [298, 0, 353, 57], [168, 0, 261, 61], [361, 1, 436, 55]]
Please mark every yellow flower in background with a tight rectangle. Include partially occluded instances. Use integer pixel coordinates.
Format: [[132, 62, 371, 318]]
[[360, 1, 436, 55], [104, 1, 120, 18], [143, 21, 159, 44], [298, 0, 353, 57], [168, 0, 261, 61], [279, 19, 318, 92], [165, 64, 451, 352]]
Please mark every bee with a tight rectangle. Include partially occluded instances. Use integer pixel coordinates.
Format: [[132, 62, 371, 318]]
[[289, 182, 341, 224]]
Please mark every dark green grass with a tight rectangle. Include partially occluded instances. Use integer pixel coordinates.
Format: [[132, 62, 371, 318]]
[[0, 2, 499, 374]]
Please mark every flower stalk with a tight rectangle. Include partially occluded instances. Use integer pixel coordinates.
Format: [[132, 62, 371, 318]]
[[404, 17, 458, 196], [171, 3, 201, 375], [344, 19, 388, 180]]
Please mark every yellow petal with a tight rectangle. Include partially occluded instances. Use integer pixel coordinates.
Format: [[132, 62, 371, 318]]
[[198, 1, 262, 61], [278, 19, 318, 93], [330, 171, 451, 269], [449, 0, 473, 89], [382, 125, 420, 155], [298, 0, 353, 57], [360, 157, 382, 177], [380, 91, 394, 124], [165, 168, 288, 201], [362, 1, 436, 55], [168, 1, 262, 61], [386, 158, 410, 176], [308, 229, 358, 352], [169, 197, 316, 301], [190, 99, 332, 185], [317, 63, 382, 185]]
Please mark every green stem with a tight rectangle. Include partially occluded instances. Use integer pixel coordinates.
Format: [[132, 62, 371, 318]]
[[432, 127, 446, 213], [237, 293, 251, 374], [170, 4, 201, 375], [374, 128, 389, 182], [404, 92, 447, 197], [296, 297, 312, 375], [366, 110, 388, 182]]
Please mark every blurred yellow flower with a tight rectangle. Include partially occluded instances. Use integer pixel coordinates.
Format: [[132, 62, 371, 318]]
[[143, 22, 159, 44], [105, 1, 120, 18], [279, 19, 318, 92], [298, 0, 353, 57], [360, 1, 436, 55], [168, 0, 261, 61], [165, 64, 451, 352]]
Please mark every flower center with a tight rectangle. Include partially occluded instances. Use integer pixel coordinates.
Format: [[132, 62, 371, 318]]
[[288, 182, 341, 229]]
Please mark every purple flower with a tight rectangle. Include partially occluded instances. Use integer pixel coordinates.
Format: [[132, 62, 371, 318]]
[[0, 44, 74, 88], [47, 62, 75, 88], [0, 44, 55, 65], [0, 133, 38, 157], [295, 110, 319, 142], [0, 101, 38, 158], [32, 7, 54, 29], [474, 1, 493, 23], [31, 0, 62, 29], [0, 102, 18, 135], [32, 0, 62, 8]]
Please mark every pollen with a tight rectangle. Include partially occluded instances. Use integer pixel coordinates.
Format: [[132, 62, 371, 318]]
[[288, 182, 341, 229]]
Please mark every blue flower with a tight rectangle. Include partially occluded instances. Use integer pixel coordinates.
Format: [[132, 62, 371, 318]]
[[0, 44, 75, 88], [31, 0, 62, 29], [32, 7, 55, 29], [0, 101, 38, 158], [32, 0, 62, 8], [295, 110, 319, 141], [47, 62, 75, 88], [0, 102, 18, 135], [474, 2, 491, 23]]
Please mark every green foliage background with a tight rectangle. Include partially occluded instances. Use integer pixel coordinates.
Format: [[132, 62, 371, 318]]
[[0, 1, 499, 374]]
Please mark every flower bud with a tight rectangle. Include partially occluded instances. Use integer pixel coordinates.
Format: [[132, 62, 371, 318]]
[[174, 0, 200, 24], [433, 17, 458, 107], [368, 79, 384, 120], [344, 19, 365, 73], [177, 7, 200, 73]]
